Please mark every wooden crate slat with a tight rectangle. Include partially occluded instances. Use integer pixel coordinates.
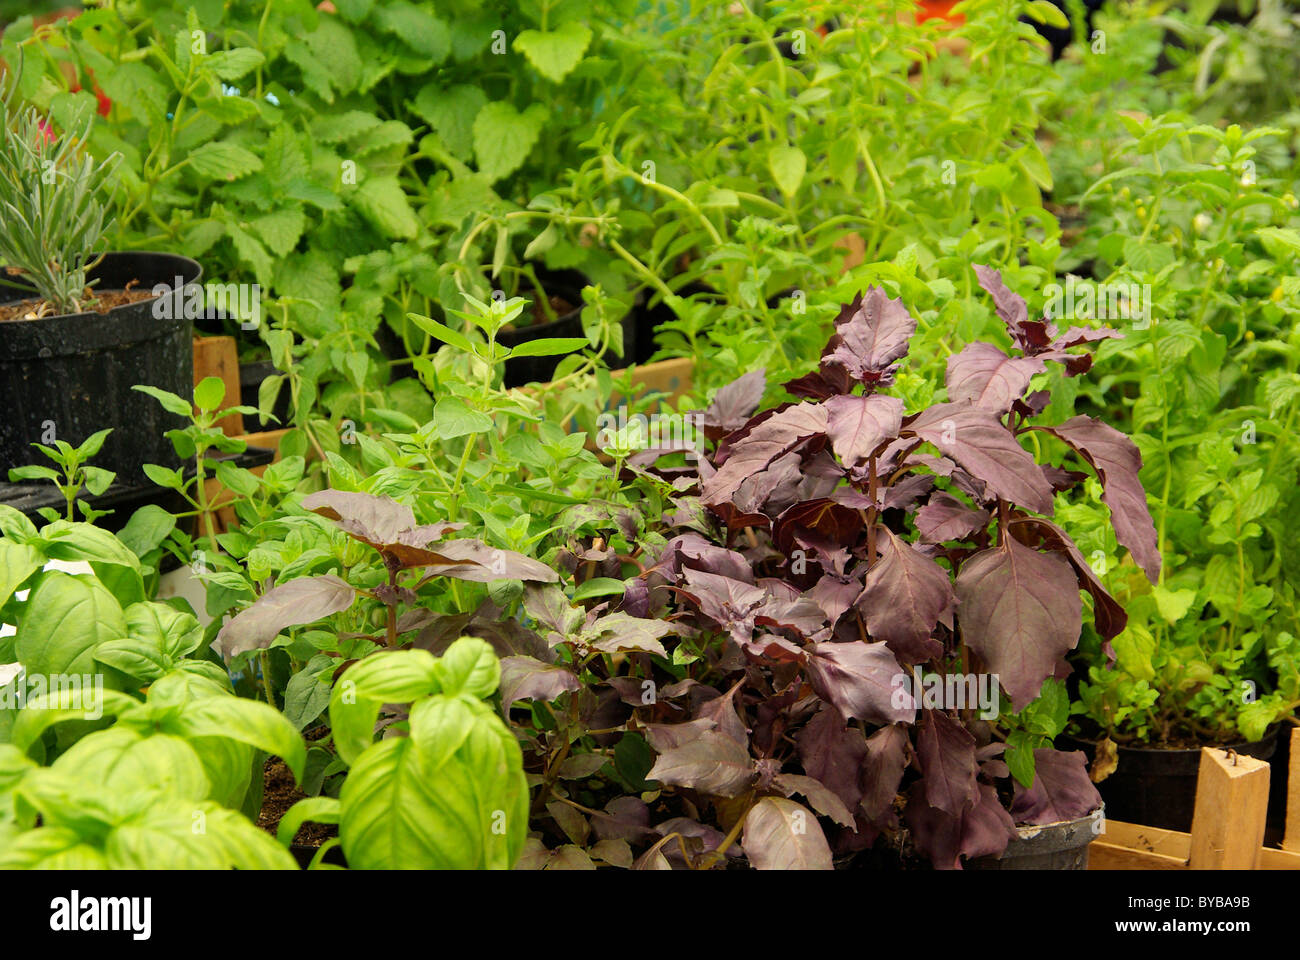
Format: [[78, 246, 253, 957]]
[[1187, 748, 1270, 869], [1089, 841, 1187, 870], [1286, 726, 1300, 853]]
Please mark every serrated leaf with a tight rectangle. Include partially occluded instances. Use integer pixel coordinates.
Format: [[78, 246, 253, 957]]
[[472, 102, 547, 182], [188, 141, 262, 180]]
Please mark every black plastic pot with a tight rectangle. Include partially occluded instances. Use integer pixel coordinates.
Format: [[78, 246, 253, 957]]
[[0, 252, 199, 486], [1062, 728, 1279, 832], [495, 269, 639, 387], [967, 806, 1105, 870]]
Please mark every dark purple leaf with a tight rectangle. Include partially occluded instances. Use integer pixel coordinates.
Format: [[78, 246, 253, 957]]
[[646, 730, 756, 797], [856, 527, 954, 664], [797, 705, 869, 811], [771, 774, 856, 828], [972, 264, 1054, 353], [953, 539, 1082, 710], [915, 492, 990, 543], [418, 538, 559, 583], [905, 402, 1055, 514], [1034, 415, 1160, 583], [904, 780, 1016, 870], [214, 575, 355, 659], [859, 723, 909, 824], [960, 782, 1019, 861], [902, 783, 963, 868], [301, 490, 416, 546], [754, 596, 830, 640], [807, 575, 862, 627], [821, 288, 917, 386], [732, 451, 805, 517], [945, 342, 1046, 413], [973, 264, 1028, 334], [592, 797, 653, 842], [499, 656, 580, 711], [772, 499, 861, 558], [581, 612, 674, 657], [647, 533, 754, 584], [701, 369, 767, 440], [915, 709, 979, 816], [693, 682, 750, 746], [782, 364, 855, 400], [805, 640, 914, 725], [742, 634, 806, 663], [1010, 749, 1102, 825], [881, 473, 935, 511], [702, 402, 829, 505], [1041, 465, 1089, 493], [1039, 326, 1124, 374], [742, 797, 834, 870], [824, 394, 904, 465], [1009, 517, 1127, 640], [677, 568, 767, 642], [643, 718, 716, 753]]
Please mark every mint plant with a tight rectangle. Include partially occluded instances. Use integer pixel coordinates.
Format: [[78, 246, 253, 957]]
[[1054, 114, 1300, 747]]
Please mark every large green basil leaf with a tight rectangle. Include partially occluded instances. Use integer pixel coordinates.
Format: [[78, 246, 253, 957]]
[[28, 522, 145, 605], [106, 800, 297, 869], [0, 827, 108, 869], [0, 506, 37, 543], [95, 602, 204, 681], [127, 601, 204, 660], [432, 635, 499, 699], [329, 649, 439, 765], [0, 539, 42, 610], [339, 692, 527, 869], [187, 735, 255, 811], [52, 728, 209, 803], [162, 693, 306, 782], [10, 687, 140, 754], [14, 571, 128, 677]]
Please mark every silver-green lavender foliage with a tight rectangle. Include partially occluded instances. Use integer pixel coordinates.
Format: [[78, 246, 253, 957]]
[[0, 60, 120, 316]]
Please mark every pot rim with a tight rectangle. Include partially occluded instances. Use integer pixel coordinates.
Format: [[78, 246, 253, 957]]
[[1063, 722, 1282, 756], [1013, 802, 1105, 838], [0, 251, 202, 323]]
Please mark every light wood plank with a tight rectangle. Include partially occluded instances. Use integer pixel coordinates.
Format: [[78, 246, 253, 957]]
[[1188, 748, 1270, 869], [1089, 841, 1187, 870], [1285, 726, 1300, 853], [192, 336, 244, 437]]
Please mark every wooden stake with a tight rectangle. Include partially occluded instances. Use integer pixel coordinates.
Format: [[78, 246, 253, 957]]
[[1188, 748, 1270, 869], [1285, 727, 1300, 854]]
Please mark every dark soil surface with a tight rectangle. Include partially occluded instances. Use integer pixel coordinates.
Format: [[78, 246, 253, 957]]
[[0, 285, 155, 322], [528, 293, 576, 325], [257, 756, 338, 848]]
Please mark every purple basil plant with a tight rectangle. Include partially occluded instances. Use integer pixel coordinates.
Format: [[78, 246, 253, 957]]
[[611, 265, 1160, 869]]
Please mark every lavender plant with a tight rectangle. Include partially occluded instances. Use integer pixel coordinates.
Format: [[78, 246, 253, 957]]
[[0, 58, 119, 316]]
